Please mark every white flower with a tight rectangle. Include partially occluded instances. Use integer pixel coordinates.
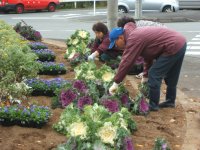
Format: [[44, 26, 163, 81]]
[[78, 30, 88, 39], [68, 122, 87, 139], [102, 72, 114, 82], [119, 118, 128, 130], [97, 122, 117, 145]]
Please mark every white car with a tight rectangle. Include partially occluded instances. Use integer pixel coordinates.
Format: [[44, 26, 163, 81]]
[[118, 0, 179, 13]]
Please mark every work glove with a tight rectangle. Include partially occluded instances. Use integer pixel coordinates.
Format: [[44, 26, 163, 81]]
[[109, 82, 119, 95], [141, 77, 148, 83], [88, 52, 96, 61]]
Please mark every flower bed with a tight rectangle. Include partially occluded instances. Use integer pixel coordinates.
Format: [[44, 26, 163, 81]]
[[28, 42, 48, 50], [38, 61, 67, 75], [0, 104, 51, 128], [33, 49, 56, 62], [53, 104, 137, 149], [26, 78, 69, 96]]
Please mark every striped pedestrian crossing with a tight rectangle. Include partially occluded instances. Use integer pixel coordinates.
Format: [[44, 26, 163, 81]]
[[186, 34, 200, 56]]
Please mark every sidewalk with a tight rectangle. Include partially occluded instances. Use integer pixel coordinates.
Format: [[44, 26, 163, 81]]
[[43, 39, 200, 150]]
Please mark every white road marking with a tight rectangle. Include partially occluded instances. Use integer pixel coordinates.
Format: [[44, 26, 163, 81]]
[[191, 38, 200, 40], [186, 51, 200, 55], [186, 33, 200, 55], [196, 35, 200, 37], [187, 42, 200, 45]]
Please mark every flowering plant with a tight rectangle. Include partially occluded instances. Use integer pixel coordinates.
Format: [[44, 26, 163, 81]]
[[153, 137, 171, 150], [28, 42, 48, 50], [33, 49, 56, 62], [131, 93, 149, 115], [74, 61, 115, 83], [13, 20, 42, 41], [65, 30, 91, 66], [53, 104, 136, 149], [0, 104, 51, 128], [138, 82, 149, 98], [38, 61, 67, 75], [26, 78, 69, 96]]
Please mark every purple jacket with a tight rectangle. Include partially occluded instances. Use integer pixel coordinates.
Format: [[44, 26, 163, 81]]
[[91, 33, 122, 58], [114, 22, 186, 83]]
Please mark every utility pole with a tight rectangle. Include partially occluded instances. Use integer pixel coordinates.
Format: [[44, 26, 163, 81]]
[[107, 0, 118, 30], [135, 0, 142, 19]]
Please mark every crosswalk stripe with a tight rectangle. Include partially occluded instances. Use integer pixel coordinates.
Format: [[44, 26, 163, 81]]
[[186, 51, 200, 55], [188, 42, 200, 45], [191, 38, 200, 40], [196, 35, 200, 37]]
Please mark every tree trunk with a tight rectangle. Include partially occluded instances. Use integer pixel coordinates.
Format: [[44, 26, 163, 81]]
[[107, 0, 118, 30], [135, 0, 142, 19]]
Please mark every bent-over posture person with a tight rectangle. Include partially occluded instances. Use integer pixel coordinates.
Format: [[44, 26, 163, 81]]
[[108, 22, 186, 111]]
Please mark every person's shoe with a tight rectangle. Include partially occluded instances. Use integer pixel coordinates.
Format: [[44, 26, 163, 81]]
[[149, 105, 159, 111], [159, 101, 175, 108]]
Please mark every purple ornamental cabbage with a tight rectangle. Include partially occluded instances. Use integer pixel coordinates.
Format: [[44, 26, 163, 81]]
[[139, 97, 149, 113], [73, 80, 87, 93], [77, 96, 93, 110], [123, 137, 134, 150], [101, 99, 119, 113], [121, 94, 129, 106], [162, 143, 167, 150], [60, 89, 77, 107]]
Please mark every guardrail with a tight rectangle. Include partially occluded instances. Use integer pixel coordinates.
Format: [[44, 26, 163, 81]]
[[59, 0, 107, 15]]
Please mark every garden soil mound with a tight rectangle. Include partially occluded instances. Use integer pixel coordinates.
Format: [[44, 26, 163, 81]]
[[0, 43, 187, 150]]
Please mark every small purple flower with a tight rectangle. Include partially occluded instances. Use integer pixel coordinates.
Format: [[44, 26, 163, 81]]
[[101, 99, 119, 113], [73, 80, 87, 93], [60, 89, 77, 107], [139, 97, 149, 113], [162, 143, 167, 150], [121, 94, 129, 106], [77, 96, 93, 110], [123, 137, 134, 150]]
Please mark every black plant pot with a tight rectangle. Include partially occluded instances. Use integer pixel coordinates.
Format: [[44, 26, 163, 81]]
[[38, 70, 66, 75]]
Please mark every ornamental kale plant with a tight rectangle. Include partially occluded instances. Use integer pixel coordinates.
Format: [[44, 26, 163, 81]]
[[13, 20, 42, 41], [33, 49, 56, 62], [38, 61, 67, 75], [153, 137, 171, 150], [28, 42, 48, 50], [0, 104, 51, 128], [53, 104, 136, 150], [131, 93, 149, 115]]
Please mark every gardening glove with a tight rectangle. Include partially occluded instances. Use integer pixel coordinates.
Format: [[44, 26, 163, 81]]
[[88, 52, 96, 61], [141, 77, 148, 83], [109, 82, 119, 95]]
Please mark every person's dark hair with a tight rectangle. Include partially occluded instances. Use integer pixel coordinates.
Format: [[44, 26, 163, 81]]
[[117, 16, 136, 28], [92, 22, 108, 35]]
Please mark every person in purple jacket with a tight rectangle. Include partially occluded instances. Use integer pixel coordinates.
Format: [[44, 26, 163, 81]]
[[88, 22, 122, 62], [108, 22, 187, 111]]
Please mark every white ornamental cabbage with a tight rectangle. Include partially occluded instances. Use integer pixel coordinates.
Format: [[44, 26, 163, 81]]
[[68, 122, 88, 139], [78, 30, 88, 39], [102, 72, 114, 82], [97, 122, 117, 145]]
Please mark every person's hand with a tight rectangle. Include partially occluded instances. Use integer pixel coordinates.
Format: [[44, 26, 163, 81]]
[[88, 53, 96, 61], [141, 77, 148, 83], [109, 82, 119, 95]]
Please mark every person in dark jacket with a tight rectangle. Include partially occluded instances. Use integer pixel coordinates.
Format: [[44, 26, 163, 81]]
[[88, 22, 122, 62], [108, 22, 187, 111]]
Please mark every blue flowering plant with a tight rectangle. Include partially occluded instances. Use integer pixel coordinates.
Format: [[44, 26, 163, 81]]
[[26, 78, 69, 96], [53, 104, 137, 150], [0, 104, 51, 128], [28, 42, 48, 50], [33, 49, 56, 62], [153, 137, 171, 150], [38, 61, 67, 75]]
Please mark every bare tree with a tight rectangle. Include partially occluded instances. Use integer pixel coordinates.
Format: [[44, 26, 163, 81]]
[[107, 0, 118, 30]]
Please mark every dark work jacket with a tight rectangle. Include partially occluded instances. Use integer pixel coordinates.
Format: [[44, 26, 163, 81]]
[[114, 22, 186, 83]]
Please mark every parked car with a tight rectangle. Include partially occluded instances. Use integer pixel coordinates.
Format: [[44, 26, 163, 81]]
[[118, 0, 179, 13], [179, 0, 200, 9], [0, 0, 59, 14]]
